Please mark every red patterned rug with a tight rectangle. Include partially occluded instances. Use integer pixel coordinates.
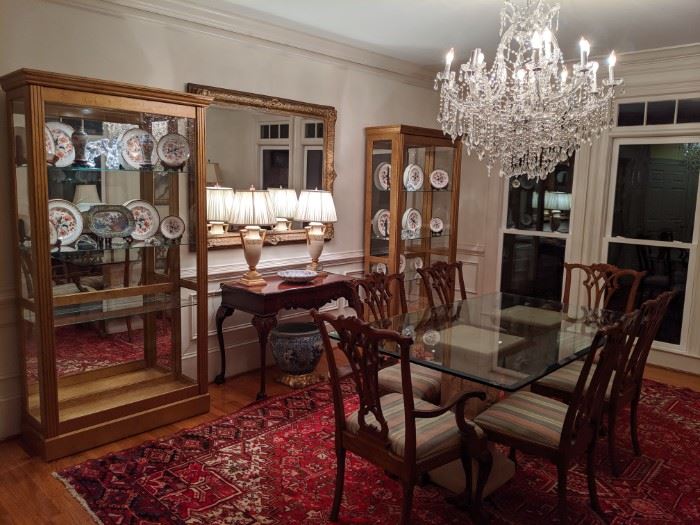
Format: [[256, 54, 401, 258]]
[[55, 379, 700, 524]]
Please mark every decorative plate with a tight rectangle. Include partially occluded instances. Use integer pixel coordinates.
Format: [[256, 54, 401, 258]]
[[85, 205, 135, 238], [48, 220, 58, 245], [372, 263, 387, 275], [119, 128, 158, 169], [44, 125, 55, 164], [157, 133, 190, 168], [403, 164, 424, 191], [277, 269, 318, 284], [46, 122, 75, 168], [422, 329, 441, 346], [160, 215, 185, 239], [430, 217, 444, 233], [401, 208, 422, 232], [411, 257, 423, 271], [429, 169, 449, 190], [520, 178, 536, 190], [51, 245, 77, 253], [399, 254, 406, 273], [372, 209, 390, 238], [510, 178, 521, 189], [124, 199, 160, 241], [373, 162, 391, 190], [48, 199, 83, 245], [401, 325, 416, 338], [520, 213, 533, 226]]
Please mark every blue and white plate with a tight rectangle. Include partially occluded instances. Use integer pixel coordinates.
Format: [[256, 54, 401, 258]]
[[278, 269, 318, 284]]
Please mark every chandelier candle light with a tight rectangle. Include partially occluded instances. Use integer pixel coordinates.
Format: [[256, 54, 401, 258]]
[[436, 0, 622, 180], [294, 189, 337, 272], [230, 186, 275, 286]]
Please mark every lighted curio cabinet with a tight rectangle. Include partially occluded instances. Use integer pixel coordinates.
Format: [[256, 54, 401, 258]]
[[364, 125, 462, 306], [0, 69, 212, 460]]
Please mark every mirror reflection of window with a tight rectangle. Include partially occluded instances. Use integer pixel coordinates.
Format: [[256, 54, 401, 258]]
[[305, 147, 323, 189], [261, 148, 290, 189]]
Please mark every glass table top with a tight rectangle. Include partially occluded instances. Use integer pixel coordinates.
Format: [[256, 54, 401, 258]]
[[364, 292, 619, 392]]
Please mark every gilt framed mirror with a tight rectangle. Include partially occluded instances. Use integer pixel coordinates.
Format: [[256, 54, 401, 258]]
[[186, 83, 337, 249]]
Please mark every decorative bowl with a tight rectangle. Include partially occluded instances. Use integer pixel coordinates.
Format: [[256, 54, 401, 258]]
[[277, 269, 318, 284]]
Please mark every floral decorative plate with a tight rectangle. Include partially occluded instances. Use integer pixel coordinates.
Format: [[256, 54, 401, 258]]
[[277, 269, 318, 284], [160, 215, 185, 239], [411, 257, 423, 271], [430, 217, 444, 233], [399, 254, 406, 273], [157, 133, 190, 168], [429, 169, 449, 190], [401, 208, 422, 232], [422, 329, 441, 346], [119, 128, 158, 169], [46, 122, 75, 168], [373, 162, 391, 190], [372, 209, 390, 238], [48, 220, 58, 245], [372, 263, 387, 275], [403, 164, 424, 191], [44, 125, 55, 164], [124, 199, 160, 241], [85, 205, 135, 238], [48, 199, 83, 245]]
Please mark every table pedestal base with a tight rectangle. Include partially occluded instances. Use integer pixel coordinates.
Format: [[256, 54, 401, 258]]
[[429, 446, 515, 498]]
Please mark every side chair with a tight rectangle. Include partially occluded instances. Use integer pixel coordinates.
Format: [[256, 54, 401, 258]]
[[417, 260, 467, 308], [350, 272, 443, 404], [562, 262, 646, 314], [312, 310, 489, 525], [471, 311, 643, 523], [532, 291, 675, 475]]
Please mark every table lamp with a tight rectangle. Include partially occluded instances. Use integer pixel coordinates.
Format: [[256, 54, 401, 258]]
[[294, 189, 337, 272], [268, 187, 298, 231], [206, 161, 221, 186], [72, 184, 101, 212], [206, 186, 235, 235], [230, 186, 275, 286]]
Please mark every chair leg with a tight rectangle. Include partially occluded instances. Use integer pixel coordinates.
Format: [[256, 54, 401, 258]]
[[607, 404, 621, 477], [400, 482, 414, 525], [557, 463, 568, 524], [586, 442, 604, 518], [630, 394, 642, 456], [330, 447, 346, 522], [508, 446, 517, 466]]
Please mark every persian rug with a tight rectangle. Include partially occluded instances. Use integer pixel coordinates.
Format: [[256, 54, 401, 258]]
[[56, 379, 700, 524]]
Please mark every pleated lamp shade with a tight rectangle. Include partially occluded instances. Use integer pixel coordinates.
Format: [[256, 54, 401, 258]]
[[206, 186, 235, 223], [294, 189, 337, 223], [230, 188, 275, 226], [268, 187, 299, 219], [73, 184, 101, 205], [532, 191, 572, 211]]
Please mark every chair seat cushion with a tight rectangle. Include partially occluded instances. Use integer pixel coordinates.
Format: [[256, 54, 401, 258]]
[[345, 393, 460, 460], [535, 360, 613, 400], [474, 391, 568, 449], [378, 363, 442, 403]]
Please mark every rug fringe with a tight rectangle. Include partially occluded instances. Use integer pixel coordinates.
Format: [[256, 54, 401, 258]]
[[52, 472, 104, 525]]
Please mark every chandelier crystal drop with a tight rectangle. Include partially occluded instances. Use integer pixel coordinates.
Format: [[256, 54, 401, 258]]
[[435, 0, 623, 180]]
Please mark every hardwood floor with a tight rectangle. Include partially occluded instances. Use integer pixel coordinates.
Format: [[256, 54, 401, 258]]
[[0, 363, 696, 525]]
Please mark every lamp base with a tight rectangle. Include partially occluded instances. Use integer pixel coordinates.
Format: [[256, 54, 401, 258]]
[[239, 269, 266, 287], [208, 221, 228, 235]]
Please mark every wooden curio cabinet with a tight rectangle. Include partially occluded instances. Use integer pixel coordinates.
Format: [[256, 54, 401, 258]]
[[364, 125, 462, 307], [0, 69, 212, 459]]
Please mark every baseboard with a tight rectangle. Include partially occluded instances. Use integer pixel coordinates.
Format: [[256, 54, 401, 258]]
[[647, 347, 700, 375]]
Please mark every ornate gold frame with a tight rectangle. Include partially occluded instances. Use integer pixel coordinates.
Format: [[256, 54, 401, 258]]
[[186, 83, 337, 249]]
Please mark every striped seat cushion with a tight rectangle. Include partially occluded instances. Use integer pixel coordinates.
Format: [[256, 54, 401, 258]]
[[535, 360, 613, 400], [346, 393, 461, 459], [474, 391, 567, 449], [378, 363, 442, 403]]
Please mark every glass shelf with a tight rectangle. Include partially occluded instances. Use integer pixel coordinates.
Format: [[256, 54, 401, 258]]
[[371, 232, 451, 242], [48, 240, 183, 258], [46, 165, 188, 175], [374, 188, 453, 194]]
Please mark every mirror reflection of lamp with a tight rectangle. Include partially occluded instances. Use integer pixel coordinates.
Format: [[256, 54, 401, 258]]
[[294, 189, 337, 272], [532, 191, 571, 232], [72, 184, 101, 212], [206, 160, 221, 186], [230, 186, 275, 286], [206, 186, 235, 235], [268, 187, 298, 231]]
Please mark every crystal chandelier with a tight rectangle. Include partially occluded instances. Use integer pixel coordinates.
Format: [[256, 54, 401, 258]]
[[435, 0, 623, 180]]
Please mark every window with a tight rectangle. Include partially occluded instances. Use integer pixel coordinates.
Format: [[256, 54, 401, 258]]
[[304, 146, 323, 190], [260, 122, 289, 140], [617, 98, 700, 127], [500, 157, 575, 300], [260, 148, 290, 189], [604, 140, 700, 346], [304, 121, 324, 139]]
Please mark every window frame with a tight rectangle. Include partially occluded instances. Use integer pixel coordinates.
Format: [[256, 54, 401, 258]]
[[258, 145, 291, 190], [602, 135, 700, 352]]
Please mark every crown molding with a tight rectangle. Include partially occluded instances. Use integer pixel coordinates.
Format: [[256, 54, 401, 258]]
[[44, 0, 435, 87]]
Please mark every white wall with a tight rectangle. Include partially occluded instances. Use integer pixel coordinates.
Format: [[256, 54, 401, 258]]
[[0, 0, 440, 438], [206, 106, 259, 189]]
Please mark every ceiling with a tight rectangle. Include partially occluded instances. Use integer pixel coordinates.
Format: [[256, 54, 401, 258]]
[[189, 0, 700, 67]]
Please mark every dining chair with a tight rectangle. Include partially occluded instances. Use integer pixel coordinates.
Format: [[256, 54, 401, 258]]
[[417, 260, 467, 308], [562, 262, 646, 314], [312, 310, 489, 525], [350, 272, 443, 403], [532, 290, 674, 475], [471, 311, 642, 523]]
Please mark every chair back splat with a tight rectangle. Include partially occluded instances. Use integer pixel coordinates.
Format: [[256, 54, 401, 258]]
[[561, 311, 642, 456], [417, 261, 467, 308], [350, 272, 407, 323], [562, 262, 646, 313]]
